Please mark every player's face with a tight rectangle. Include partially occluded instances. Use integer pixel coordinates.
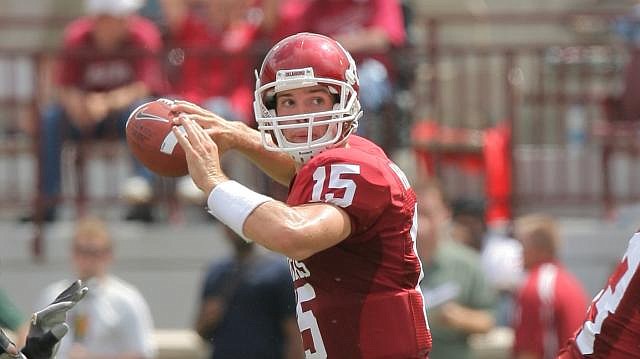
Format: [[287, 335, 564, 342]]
[[275, 85, 337, 143]]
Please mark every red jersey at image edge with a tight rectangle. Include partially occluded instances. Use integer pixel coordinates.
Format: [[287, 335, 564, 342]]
[[286, 135, 431, 358], [557, 232, 640, 359]]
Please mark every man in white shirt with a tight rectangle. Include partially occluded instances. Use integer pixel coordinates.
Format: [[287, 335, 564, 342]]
[[36, 217, 156, 359]]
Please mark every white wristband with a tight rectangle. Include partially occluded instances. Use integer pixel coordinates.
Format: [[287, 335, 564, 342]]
[[206, 180, 273, 242]]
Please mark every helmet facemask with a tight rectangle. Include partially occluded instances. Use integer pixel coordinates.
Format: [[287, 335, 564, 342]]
[[254, 67, 363, 164]]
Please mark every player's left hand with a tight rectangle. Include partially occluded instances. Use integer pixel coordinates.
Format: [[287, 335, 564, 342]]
[[170, 100, 243, 155], [21, 280, 88, 359], [173, 116, 229, 194]]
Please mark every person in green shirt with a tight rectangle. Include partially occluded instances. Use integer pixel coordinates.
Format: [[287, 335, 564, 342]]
[[0, 288, 28, 349], [416, 179, 496, 359]]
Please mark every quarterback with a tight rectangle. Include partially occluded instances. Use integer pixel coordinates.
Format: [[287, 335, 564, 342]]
[[172, 32, 431, 358]]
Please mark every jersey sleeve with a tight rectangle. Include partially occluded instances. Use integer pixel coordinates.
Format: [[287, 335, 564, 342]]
[[292, 149, 391, 241]]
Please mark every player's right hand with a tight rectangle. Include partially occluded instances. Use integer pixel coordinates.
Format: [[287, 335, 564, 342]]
[[172, 116, 229, 194]]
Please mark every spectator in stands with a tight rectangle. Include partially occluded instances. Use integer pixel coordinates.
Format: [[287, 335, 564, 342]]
[[612, 2, 640, 123], [161, 0, 271, 200], [450, 198, 524, 327], [35, 216, 156, 359], [0, 289, 28, 349], [273, 0, 406, 147], [450, 198, 487, 252], [163, 0, 265, 124], [24, 0, 164, 223], [415, 179, 496, 359], [194, 227, 303, 359], [511, 214, 588, 359]]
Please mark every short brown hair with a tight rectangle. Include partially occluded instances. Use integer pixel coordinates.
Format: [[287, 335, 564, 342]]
[[515, 213, 559, 257], [73, 216, 112, 251]]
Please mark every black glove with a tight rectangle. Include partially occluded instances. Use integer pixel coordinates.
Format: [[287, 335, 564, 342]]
[[50, 280, 87, 305], [21, 280, 88, 359]]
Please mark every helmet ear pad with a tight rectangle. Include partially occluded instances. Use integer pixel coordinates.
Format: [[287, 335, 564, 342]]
[[265, 96, 277, 112]]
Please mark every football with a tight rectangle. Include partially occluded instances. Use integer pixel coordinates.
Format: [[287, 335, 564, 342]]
[[126, 98, 188, 177]]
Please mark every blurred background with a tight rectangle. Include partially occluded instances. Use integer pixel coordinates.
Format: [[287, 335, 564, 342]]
[[1, 0, 640, 358]]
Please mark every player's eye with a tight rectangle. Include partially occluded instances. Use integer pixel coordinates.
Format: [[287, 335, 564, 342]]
[[278, 98, 295, 107], [311, 97, 326, 106]]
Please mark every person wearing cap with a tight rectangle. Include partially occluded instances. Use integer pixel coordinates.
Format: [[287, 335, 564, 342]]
[[23, 0, 164, 223]]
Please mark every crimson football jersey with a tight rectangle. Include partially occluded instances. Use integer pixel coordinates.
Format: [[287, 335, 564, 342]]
[[557, 232, 640, 358], [57, 16, 163, 93], [286, 135, 431, 359]]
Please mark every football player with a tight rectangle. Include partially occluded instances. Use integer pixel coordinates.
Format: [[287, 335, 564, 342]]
[[557, 231, 640, 358], [171, 32, 431, 358], [0, 280, 87, 359]]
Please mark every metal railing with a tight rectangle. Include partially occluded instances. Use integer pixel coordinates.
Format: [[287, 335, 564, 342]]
[[410, 10, 632, 218]]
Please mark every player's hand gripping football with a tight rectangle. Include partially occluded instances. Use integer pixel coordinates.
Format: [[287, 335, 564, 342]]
[[169, 100, 242, 155], [173, 116, 229, 194], [21, 280, 88, 359]]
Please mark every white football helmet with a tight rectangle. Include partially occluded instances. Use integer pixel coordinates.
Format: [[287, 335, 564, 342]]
[[254, 32, 363, 164]]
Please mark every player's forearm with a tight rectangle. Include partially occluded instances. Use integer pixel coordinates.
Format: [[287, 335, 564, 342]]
[[243, 201, 350, 260], [230, 124, 296, 186]]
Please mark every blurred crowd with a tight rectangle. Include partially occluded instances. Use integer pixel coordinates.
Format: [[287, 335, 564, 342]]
[[22, 0, 411, 224]]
